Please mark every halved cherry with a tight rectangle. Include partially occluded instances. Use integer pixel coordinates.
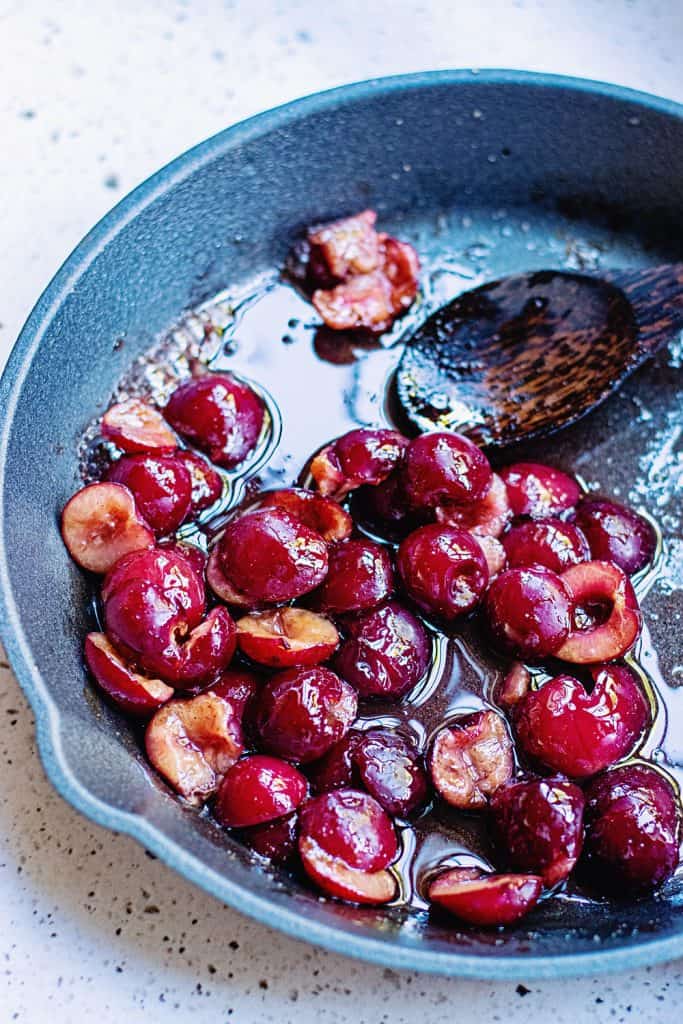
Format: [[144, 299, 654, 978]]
[[256, 487, 352, 542], [299, 834, 396, 905], [428, 867, 542, 926], [299, 788, 397, 870], [236, 608, 339, 668], [310, 429, 409, 501], [61, 482, 154, 573], [429, 710, 513, 809], [500, 462, 580, 519], [435, 474, 512, 538], [210, 668, 261, 720], [502, 519, 590, 573], [206, 547, 255, 607], [308, 210, 381, 280], [101, 398, 177, 453], [84, 632, 173, 716], [145, 691, 244, 804], [175, 450, 224, 515], [242, 813, 299, 865], [556, 560, 642, 663], [495, 662, 531, 710], [215, 755, 308, 828], [514, 664, 650, 778]]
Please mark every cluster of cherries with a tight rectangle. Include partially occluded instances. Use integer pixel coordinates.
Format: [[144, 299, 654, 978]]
[[59, 209, 680, 929]]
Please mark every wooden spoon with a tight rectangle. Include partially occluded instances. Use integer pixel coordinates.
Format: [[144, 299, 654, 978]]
[[395, 265, 683, 447]]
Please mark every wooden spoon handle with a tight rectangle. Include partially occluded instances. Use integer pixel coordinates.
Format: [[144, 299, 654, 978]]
[[608, 263, 683, 357]]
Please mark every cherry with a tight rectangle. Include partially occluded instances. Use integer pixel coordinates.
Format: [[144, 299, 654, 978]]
[[312, 271, 402, 333], [353, 729, 428, 817], [214, 507, 328, 604], [174, 450, 224, 514], [210, 668, 261, 724], [583, 764, 680, 892], [574, 498, 657, 576], [145, 692, 244, 804], [556, 560, 642, 663], [502, 519, 590, 573], [61, 482, 154, 573], [308, 210, 381, 282], [310, 428, 408, 501], [495, 662, 531, 711], [429, 710, 513, 809], [255, 487, 352, 542], [236, 608, 339, 668], [403, 432, 492, 510], [490, 776, 585, 886], [101, 398, 176, 454], [299, 835, 396, 905], [484, 567, 572, 659], [206, 548, 255, 607], [397, 524, 489, 621], [103, 548, 236, 688], [255, 666, 358, 763], [435, 474, 511, 538], [108, 453, 192, 535], [428, 867, 542, 926], [164, 371, 265, 469], [500, 462, 580, 519], [299, 788, 397, 871], [84, 632, 173, 716], [215, 755, 308, 828], [306, 732, 363, 794], [351, 471, 417, 540], [514, 664, 650, 777], [241, 813, 299, 865], [333, 600, 430, 698], [313, 539, 394, 615], [157, 539, 207, 578]]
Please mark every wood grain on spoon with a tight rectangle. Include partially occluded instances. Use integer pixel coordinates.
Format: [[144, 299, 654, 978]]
[[395, 264, 683, 447]]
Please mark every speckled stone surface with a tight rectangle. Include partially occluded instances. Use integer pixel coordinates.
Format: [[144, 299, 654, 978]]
[[1, 1, 683, 1020]]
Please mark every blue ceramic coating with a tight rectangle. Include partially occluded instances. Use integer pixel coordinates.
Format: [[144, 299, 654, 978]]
[[1, 70, 683, 978]]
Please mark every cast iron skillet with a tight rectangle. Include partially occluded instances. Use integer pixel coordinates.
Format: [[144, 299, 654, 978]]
[[1, 71, 683, 979]]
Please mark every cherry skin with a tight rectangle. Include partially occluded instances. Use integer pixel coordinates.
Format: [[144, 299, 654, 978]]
[[215, 755, 308, 828], [583, 764, 680, 892], [574, 498, 657, 576], [310, 428, 408, 501], [484, 567, 572, 660], [84, 632, 173, 716], [428, 868, 542, 926], [353, 728, 428, 817], [298, 835, 397, 905], [397, 524, 489, 621], [500, 462, 580, 519], [175, 450, 224, 514], [313, 538, 394, 615], [108, 452, 193, 535], [490, 776, 585, 886], [403, 432, 492, 510], [556, 560, 642, 663], [255, 666, 358, 763], [306, 731, 364, 794], [502, 518, 590, 573], [164, 371, 265, 469], [333, 600, 431, 698], [215, 507, 328, 604], [299, 788, 397, 871], [241, 813, 300, 865], [514, 664, 650, 778], [236, 608, 339, 668]]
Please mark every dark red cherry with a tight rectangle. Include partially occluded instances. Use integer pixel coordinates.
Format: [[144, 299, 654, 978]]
[[299, 788, 397, 871], [255, 487, 352, 542], [436, 474, 511, 538], [583, 764, 680, 892], [108, 453, 192, 535], [164, 371, 265, 469], [490, 776, 585, 886], [574, 498, 657, 576], [514, 664, 650, 778], [216, 507, 328, 604], [333, 600, 430, 698], [313, 539, 393, 615], [353, 729, 428, 817], [484, 567, 572, 659], [403, 432, 492, 510], [429, 710, 513, 809], [306, 731, 364, 794], [500, 462, 580, 519], [397, 524, 489, 621], [556, 561, 642, 663], [428, 867, 542, 926], [241, 812, 299, 865], [84, 632, 174, 716], [299, 835, 396, 904], [351, 471, 419, 541], [215, 755, 308, 828], [502, 519, 590, 573], [255, 666, 358, 763], [310, 428, 408, 501], [175, 450, 224, 514]]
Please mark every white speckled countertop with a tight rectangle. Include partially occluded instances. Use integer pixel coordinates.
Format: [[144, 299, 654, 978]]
[[1, 1, 682, 1020]]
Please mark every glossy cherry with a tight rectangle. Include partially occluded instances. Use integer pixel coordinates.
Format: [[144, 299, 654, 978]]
[[429, 710, 513, 810], [101, 398, 176, 453], [500, 462, 581, 519], [313, 538, 394, 615], [108, 452, 192, 535], [61, 482, 154, 573], [514, 664, 650, 778], [502, 519, 590, 573], [583, 764, 680, 892], [484, 567, 572, 660], [306, 731, 364, 794], [236, 608, 339, 668], [397, 524, 489, 621], [255, 666, 358, 763], [255, 487, 352, 542], [403, 432, 492, 510], [298, 835, 397, 904], [310, 428, 408, 501], [175, 449, 224, 514], [299, 788, 397, 871], [164, 371, 265, 469], [353, 729, 428, 817], [490, 776, 585, 886], [574, 498, 657, 576], [84, 632, 174, 716], [428, 867, 542, 926], [241, 813, 299, 865], [436, 474, 511, 538], [333, 600, 430, 698], [215, 755, 308, 828], [556, 560, 642, 663]]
